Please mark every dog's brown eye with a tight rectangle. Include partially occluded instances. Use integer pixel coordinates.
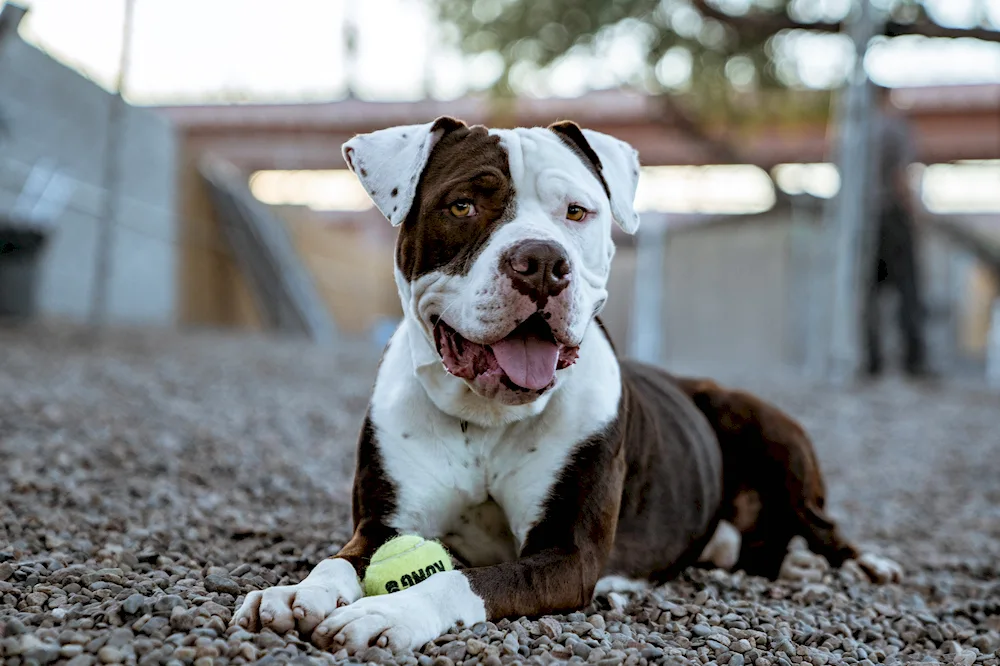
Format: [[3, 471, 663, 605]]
[[566, 205, 587, 222], [449, 201, 476, 217]]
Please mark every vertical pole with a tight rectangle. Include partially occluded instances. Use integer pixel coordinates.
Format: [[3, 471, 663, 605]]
[[823, 0, 883, 385], [628, 213, 669, 366], [343, 0, 358, 99], [89, 0, 136, 332]]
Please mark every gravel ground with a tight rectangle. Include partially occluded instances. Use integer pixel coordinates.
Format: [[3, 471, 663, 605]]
[[1, 323, 998, 666]]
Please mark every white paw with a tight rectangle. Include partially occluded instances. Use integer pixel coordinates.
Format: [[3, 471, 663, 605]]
[[698, 520, 742, 570], [855, 552, 903, 584], [311, 570, 485, 653], [232, 558, 363, 635], [593, 575, 650, 597]]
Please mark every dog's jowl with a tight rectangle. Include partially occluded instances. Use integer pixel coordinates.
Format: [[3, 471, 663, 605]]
[[232, 118, 902, 653]]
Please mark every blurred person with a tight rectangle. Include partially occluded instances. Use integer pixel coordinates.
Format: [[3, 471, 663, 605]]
[[863, 83, 932, 379]]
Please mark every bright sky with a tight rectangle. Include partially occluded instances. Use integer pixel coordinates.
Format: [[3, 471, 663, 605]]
[[12, 0, 1000, 213], [13, 0, 1000, 103]]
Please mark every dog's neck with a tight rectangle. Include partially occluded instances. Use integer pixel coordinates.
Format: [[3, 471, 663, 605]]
[[398, 315, 614, 430]]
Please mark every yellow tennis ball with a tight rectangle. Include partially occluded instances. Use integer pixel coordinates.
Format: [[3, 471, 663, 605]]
[[363, 535, 453, 596]]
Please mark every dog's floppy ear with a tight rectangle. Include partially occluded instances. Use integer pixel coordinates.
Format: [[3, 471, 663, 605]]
[[342, 116, 467, 226], [549, 121, 641, 234]]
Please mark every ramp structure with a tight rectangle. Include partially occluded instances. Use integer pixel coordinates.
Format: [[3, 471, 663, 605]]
[[200, 156, 338, 345]]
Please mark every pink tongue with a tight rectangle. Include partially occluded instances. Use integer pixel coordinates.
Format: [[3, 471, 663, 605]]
[[490, 336, 560, 391]]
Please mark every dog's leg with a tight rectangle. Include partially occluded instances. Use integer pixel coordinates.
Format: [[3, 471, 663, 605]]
[[309, 433, 627, 654], [697, 520, 742, 570], [675, 376, 903, 584], [231, 527, 390, 635]]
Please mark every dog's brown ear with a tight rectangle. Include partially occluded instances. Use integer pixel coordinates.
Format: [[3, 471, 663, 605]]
[[548, 120, 641, 234], [549, 120, 607, 183], [342, 116, 467, 226]]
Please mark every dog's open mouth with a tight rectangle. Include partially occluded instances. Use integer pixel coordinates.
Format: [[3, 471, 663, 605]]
[[433, 313, 579, 393]]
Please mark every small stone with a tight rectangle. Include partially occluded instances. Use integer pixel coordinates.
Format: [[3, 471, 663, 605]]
[[66, 656, 97, 666], [574, 641, 593, 659], [230, 563, 252, 577], [974, 634, 1000, 654], [466, 638, 486, 655], [5, 618, 27, 635], [693, 624, 713, 637], [539, 617, 562, 640], [589, 614, 606, 630], [730, 654, 745, 666], [360, 646, 393, 662], [254, 631, 286, 650], [170, 606, 196, 631], [954, 650, 976, 666], [0, 563, 14, 582], [641, 647, 664, 660], [123, 594, 146, 616], [733, 639, 753, 653], [98, 646, 123, 663], [483, 657, 502, 666], [61, 645, 85, 658], [153, 595, 186, 614], [502, 632, 519, 655], [204, 574, 241, 596]]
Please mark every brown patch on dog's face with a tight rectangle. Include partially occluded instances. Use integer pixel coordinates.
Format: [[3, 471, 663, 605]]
[[395, 125, 514, 283]]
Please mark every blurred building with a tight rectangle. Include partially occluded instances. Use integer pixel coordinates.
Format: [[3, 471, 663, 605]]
[[0, 5, 178, 323], [2, 0, 997, 381], [159, 84, 1000, 378]]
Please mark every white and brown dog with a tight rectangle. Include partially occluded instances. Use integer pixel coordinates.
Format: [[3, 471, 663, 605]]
[[232, 118, 902, 653]]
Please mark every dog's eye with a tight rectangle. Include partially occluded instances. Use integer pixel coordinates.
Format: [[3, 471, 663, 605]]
[[566, 204, 587, 222], [449, 201, 476, 217]]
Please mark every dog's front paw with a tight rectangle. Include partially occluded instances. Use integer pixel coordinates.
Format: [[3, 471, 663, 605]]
[[232, 558, 363, 635], [311, 570, 485, 654], [854, 552, 903, 583]]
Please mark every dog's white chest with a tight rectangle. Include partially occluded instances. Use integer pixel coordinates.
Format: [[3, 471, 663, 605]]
[[369, 322, 622, 568], [374, 414, 569, 567]]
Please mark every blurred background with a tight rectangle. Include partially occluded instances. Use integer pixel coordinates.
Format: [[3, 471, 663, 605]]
[[1, 0, 999, 385]]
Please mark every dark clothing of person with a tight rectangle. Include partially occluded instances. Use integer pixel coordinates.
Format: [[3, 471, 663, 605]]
[[864, 203, 926, 375], [863, 108, 928, 376]]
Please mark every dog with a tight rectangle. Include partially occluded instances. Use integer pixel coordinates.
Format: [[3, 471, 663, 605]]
[[232, 117, 902, 653]]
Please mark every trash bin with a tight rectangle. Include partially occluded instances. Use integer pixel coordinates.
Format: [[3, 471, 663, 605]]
[[0, 224, 48, 319]]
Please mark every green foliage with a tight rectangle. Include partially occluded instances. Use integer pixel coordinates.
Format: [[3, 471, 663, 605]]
[[434, 0, 804, 96], [430, 0, 976, 100]]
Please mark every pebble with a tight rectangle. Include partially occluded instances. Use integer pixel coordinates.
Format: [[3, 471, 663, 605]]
[[66, 656, 97, 666], [538, 617, 562, 639], [204, 574, 241, 596], [122, 594, 146, 616], [97, 646, 122, 663]]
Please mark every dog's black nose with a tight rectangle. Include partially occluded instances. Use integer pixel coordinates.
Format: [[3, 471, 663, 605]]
[[501, 240, 571, 304]]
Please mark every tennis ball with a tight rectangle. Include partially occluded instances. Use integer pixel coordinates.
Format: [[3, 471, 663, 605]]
[[363, 535, 453, 596]]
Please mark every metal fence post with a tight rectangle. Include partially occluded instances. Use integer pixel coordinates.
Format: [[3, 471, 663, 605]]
[[823, 0, 884, 385], [88, 0, 136, 333]]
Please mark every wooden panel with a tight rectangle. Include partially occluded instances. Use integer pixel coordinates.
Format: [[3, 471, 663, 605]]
[[177, 140, 262, 330]]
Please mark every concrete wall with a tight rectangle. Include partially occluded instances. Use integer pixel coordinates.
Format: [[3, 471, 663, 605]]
[[0, 25, 178, 324], [658, 212, 796, 377]]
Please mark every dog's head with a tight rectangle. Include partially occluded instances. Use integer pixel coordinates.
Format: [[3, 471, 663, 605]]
[[343, 117, 640, 405]]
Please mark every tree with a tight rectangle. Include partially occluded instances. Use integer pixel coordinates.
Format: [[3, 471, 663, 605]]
[[430, 0, 1000, 159]]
